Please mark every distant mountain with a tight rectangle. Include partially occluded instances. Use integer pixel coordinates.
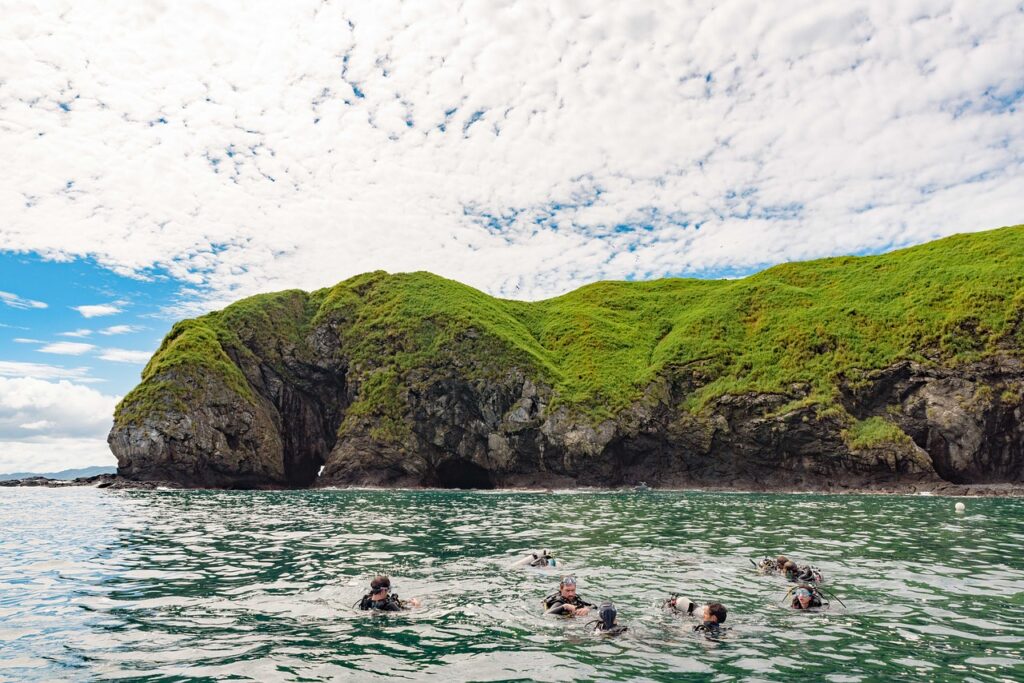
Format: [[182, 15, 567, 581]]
[[0, 466, 116, 481]]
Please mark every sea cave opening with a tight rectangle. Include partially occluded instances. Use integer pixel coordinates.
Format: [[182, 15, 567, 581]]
[[434, 459, 496, 489]]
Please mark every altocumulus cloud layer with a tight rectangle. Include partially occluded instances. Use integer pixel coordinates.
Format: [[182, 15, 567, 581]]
[[1, 0, 1021, 307]]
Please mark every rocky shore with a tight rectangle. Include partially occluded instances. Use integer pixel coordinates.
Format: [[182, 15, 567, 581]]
[[4, 473, 1023, 497]]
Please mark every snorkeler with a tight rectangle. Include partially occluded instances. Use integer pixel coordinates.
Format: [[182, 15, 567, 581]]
[[357, 575, 420, 611], [542, 575, 594, 616], [665, 596, 728, 632], [789, 584, 824, 609], [590, 602, 627, 635], [512, 549, 557, 568]]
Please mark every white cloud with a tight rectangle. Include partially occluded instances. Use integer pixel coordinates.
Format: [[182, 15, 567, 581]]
[[58, 328, 93, 337], [0, 1, 1020, 307], [98, 324, 143, 335], [96, 348, 152, 364], [73, 303, 124, 318], [38, 341, 97, 355], [19, 420, 52, 430], [0, 290, 47, 310], [0, 378, 119, 473], [0, 376, 119, 440], [0, 437, 116, 474], [13, 337, 42, 343], [0, 361, 96, 381]]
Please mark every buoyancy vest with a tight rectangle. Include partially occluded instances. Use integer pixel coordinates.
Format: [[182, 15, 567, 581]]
[[543, 591, 594, 611]]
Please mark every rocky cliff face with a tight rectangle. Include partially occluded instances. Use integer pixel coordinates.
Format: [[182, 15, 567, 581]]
[[108, 312, 1023, 490], [109, 226, 1024, 489]]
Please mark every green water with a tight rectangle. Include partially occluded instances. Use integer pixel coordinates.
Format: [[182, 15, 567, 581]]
[[1, 488, 1022, 682]]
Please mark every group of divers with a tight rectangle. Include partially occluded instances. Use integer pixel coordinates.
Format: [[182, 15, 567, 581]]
[[357, 551, 843, 636]]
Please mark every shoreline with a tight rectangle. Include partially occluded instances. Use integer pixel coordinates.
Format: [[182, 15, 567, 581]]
[[2, 474, 1022, 497]]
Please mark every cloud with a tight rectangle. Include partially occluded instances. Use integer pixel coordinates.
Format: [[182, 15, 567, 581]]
[[58, 328, 93, 337], [0, 376, 118, 440], [0, 290, 47, 310], [0, 361, 97, 381], [96, 348, 152, 364], [0, 1, 1020, 308], [98, 324, 143, 335], [0, 436, 115, 474], [38, 341, 97, 355], [73, 303, 124, 318], [13, 338, 42, 343], [0, 377, 119, 473]]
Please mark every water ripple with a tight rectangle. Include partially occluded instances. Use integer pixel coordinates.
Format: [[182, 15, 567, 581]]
[[1, 488, 1022, 681]]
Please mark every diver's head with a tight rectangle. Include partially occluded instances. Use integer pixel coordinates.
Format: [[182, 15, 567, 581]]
[[702, 602, 727, 624], [776, 555, 790, 569], [783, 561, 799, 578], [559, 575, 578, 599], [370, 575, 391, 599], [794, 586, 813, 609], [599, 602, 617, 630]]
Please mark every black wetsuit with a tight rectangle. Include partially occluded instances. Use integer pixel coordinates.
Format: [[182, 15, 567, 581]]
[[594, 623, 628, 635], [787, 565, 823, 583], [694, 621, 722, 633], [359, 593, 406, 611], [544, 592, 595, 613]]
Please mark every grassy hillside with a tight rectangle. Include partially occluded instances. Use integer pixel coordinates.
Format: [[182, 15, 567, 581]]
[[116, 224, 1024, 425]]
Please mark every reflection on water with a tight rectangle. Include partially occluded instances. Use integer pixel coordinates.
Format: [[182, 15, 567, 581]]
[[1, 488, 1022, 681]]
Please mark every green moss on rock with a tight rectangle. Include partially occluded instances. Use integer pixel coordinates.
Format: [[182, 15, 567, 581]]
[[842, 416, 913, 450], [116, 224, 1024, 429], [114, 319, 255, 427]]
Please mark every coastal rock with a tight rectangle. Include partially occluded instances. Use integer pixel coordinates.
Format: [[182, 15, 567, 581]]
[[107, 233, 1024, 489]]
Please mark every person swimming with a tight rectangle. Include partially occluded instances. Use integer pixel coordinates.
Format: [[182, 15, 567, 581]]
[[357, 575, 420, 611], [542, 575, 594, 616], [512, 549, 557, 568], [665, 596, 728, 632], [694, 602, 727, 632], [783, 561, 824, 583], [790, 585, 824, 610], [591, 602, 627, 635]]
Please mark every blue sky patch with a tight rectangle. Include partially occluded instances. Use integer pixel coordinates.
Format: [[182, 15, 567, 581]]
[[0, 254, 186, 395]]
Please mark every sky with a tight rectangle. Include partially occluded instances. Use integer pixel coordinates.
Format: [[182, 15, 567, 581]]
[[1, 0, 1022, 473]]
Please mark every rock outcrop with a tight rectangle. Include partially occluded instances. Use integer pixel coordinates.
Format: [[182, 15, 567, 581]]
[[108, 227, 1024, 489]]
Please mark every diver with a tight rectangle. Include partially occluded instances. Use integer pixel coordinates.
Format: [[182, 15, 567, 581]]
[[664, 596, 728, 633], [783, 561, 824, 583], [789, 584, 824, 610], [512, 548, 557, 568], [542, 575, 594, 617], [357, 575, 420, 611], [590, 602, 627, 635]]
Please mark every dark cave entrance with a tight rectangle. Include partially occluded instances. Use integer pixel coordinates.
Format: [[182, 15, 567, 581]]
[[434, 459, 496, 489]]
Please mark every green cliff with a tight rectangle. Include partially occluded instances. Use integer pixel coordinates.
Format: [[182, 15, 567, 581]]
[[110, 224, 1024, 489]]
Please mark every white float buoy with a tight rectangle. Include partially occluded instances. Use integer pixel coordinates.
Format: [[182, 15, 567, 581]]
[[955, 502, 966, 513]]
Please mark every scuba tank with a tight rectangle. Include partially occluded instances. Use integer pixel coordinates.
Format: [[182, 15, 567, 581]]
[[592, 602, 627, 635]]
